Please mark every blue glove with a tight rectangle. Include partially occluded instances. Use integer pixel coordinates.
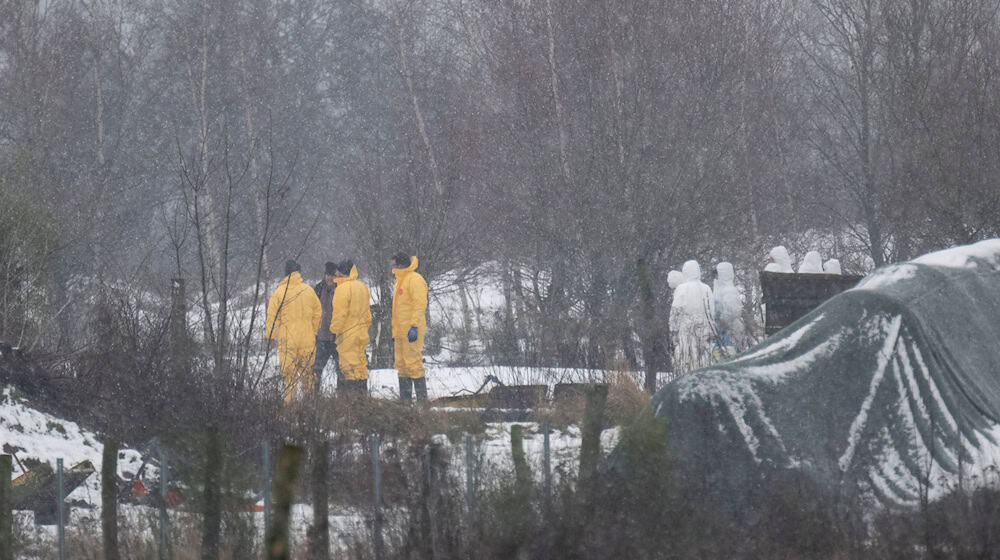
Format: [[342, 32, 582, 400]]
[[407, 326, 418, 342]]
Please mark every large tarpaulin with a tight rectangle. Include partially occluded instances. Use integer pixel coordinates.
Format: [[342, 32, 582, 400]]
[[650, 240, 1000, 506]]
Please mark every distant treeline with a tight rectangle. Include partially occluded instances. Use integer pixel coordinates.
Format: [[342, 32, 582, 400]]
[[1, 0, 998, 373]]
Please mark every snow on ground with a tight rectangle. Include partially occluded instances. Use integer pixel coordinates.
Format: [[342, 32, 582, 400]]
[[2, 364, 620, 555], [1, 387, 102, 473], [476, 422, 620, 484], [0, 387, 148, 508]]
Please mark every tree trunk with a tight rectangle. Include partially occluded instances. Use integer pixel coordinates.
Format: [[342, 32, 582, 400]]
[[499, 262, 517, 364], [392, 3, 443, 197], [201, 426, 223, 560], [237, 26, 271, 283], [91, 59, 110, 277], [458, 280, 473, 361], [578, 384, 608, 500], [102, 438, 121, 560], [637, 258, 664, 393], [308, 437, 329, 560], [545, 0, 572, 185], [575, 384, 608, 556], [511, 425, 531, 495]]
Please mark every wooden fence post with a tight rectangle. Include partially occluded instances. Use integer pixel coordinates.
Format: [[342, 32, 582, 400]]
[[424, 445, 442, 560], [1, 454, 12, 560], [266, 445, 304, 560], [57, 459, 65, 560], [511, 425, 531, 493], [578, 384, 608, 502], [464, 434, 475, 513], [159, 447, 169, 560], [372, 435, 384, 560], [308, 436, 329, 560], [102, 439, 121, 560], [263, 442, 271, 548], [543, 420, 552, 508]]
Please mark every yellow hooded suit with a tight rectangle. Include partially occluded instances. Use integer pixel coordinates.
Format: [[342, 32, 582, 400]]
[[329, 265, 372, 381], [391, 256, 428, 379], [266, 271, 322, 401]]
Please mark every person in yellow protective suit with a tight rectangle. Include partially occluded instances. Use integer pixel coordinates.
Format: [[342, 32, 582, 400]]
[[391, 253, 428, 403], [266, 259, 322, 403], [328, 260, 372, 396]]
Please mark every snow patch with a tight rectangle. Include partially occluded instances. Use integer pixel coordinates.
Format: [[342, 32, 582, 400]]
[[738, 333, 843, 383], [867, 428, 921, 507], [854, 264, 918, 291], [912, 239, 1000, 269], [731, 313, 825, 363], [910, 343, 959, 434], [715, 377, 790, 464], [838, 316, 903, 472], [1, 388, 104, 480]]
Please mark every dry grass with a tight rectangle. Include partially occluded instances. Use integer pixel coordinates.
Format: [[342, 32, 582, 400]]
[[18, 380, 647, 559], [537, 370, 650, 430], [604, 371, 650, 425]]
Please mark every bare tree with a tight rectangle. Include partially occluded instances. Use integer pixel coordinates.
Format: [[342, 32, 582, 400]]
[[155, 1, 331, 556]]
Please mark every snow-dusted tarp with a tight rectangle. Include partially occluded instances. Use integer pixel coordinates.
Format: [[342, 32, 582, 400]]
[[651, 240, 1000, 507]]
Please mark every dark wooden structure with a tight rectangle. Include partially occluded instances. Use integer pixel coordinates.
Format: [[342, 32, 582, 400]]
[[433, 378, 611, 422], [487, 385, 548, 409], [760, 271, 863, 335], [12, 460, 95, 525], [432, 376, 548, 410], [553, 383, 591, 403]]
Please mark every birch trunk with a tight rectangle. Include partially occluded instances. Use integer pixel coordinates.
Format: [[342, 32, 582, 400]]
[[545, 0, 572, 185], [238, 26, 271, 283], [392, 4, 444, 196]]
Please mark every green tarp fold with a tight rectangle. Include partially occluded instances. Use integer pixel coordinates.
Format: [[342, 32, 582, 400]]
[[650, 240, 1000, 506]]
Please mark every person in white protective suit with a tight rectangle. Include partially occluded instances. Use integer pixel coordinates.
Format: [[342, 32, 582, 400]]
[[665, 269, 683, 360], [667, 270, 684, 290], [823, 258, 842, 274], [669, 260, 715, 374], [713, 262, 744, 356], [798, 251, 824, 273], [764, 246, 794, 273]]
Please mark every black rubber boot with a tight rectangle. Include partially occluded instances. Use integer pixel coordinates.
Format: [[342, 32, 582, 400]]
[[414, 377, 428, 404], [398, 377, 413, 402]]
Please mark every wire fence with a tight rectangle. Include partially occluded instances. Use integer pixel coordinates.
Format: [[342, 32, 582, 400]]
[[2, 419, 574, 559]]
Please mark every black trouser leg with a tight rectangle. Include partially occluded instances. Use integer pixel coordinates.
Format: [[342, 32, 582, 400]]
[[413, 377, 428, 403], [398, 377, 413, 402], [331, 343, 341, 386], [313, 339, 337, 392]]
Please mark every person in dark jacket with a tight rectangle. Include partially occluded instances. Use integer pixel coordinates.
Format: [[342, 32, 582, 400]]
[[313, 261, 340, 392]]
